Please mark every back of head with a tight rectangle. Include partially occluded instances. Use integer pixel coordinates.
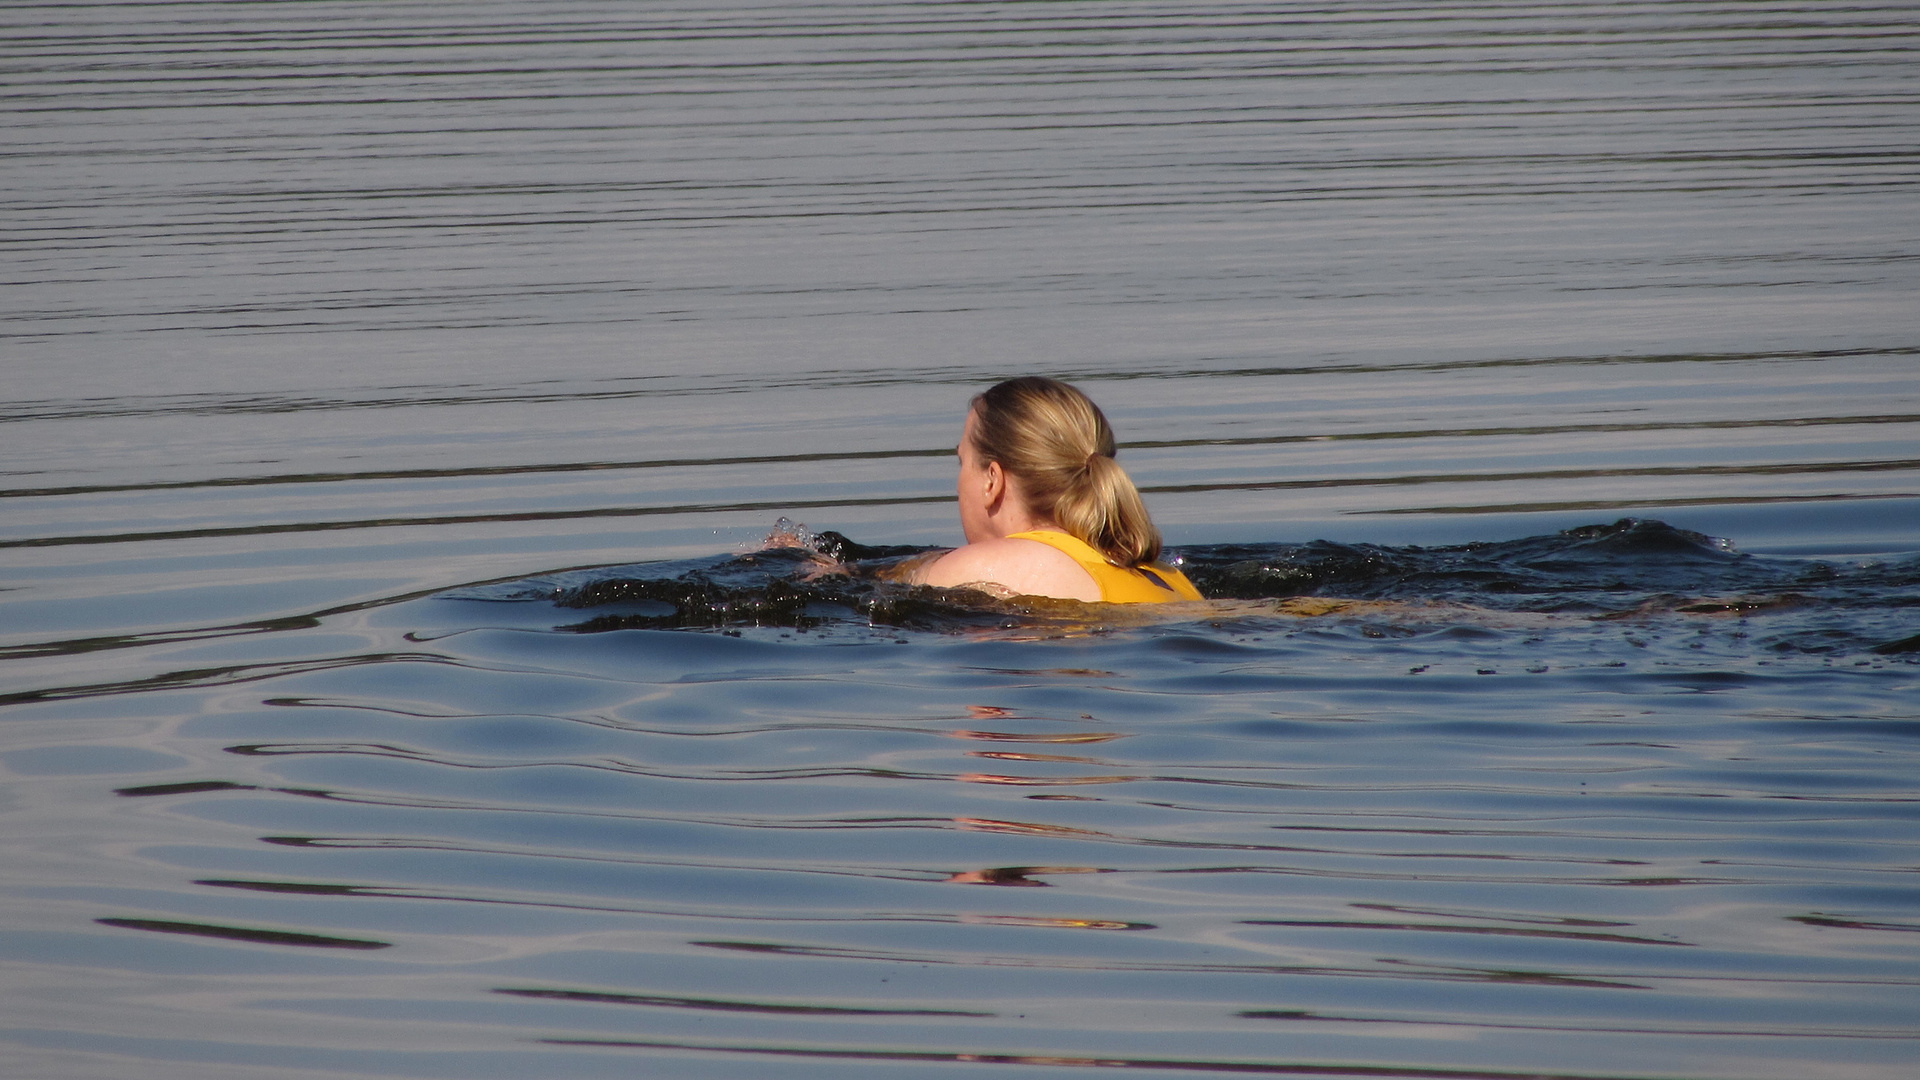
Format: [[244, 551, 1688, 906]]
[[970, 377, 1163, 566]]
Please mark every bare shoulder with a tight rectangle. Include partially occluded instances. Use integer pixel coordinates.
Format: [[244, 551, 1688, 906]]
[[914, 538, 1100, 602]]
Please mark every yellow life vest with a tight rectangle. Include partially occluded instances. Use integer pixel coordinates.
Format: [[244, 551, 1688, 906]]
[[1005, 530, 1204, 604]]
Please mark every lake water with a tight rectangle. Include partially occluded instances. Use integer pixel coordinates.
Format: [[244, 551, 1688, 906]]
[[3, 2, 1919, 1077]]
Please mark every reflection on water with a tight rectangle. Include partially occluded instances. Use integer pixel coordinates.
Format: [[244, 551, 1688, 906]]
[[3, 2, 1919, 1078], [5, 520, 1915, 1078]]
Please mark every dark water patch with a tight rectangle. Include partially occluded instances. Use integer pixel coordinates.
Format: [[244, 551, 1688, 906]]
[[495, 986, 992, 1017], [537, 1035, 1686, 1079], [1185, 519, 1751, 606], [0, 447, 954, 500], [1239, 919, 1692, 948], [488, 520, 1920, 668], [0, 494, 954, 550], [1146, 457, 1920, 504], [688, 939, 1660, 990], [188, 876, 1053, 924], [1789, 914, 1920, 933], [115, 780, 260, 797], [195, 879, 372, 898], [1238, 1008, 1920, 1040], [6, 409, 1917, 501], [94, 918, 390, 950], [1870, 631, 1920, 654], [1366, 492, 1920, 519], [0, 652, 460, 706]]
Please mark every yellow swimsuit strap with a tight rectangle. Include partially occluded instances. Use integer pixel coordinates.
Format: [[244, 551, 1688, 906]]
[[1005, 530, 1204, 604]]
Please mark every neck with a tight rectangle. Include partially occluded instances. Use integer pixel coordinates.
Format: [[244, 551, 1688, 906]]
[[986, 498, 1055, 540]]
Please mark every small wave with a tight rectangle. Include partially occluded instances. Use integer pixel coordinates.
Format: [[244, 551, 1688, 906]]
[[1186, 518, 1785, 610], [453, 519, 1917, 654]]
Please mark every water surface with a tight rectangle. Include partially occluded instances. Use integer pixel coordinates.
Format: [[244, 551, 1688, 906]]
[[3, 2, 1918, 1077]]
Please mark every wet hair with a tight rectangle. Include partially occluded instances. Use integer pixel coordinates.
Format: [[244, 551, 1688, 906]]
[[969, 376, 1163, 566]]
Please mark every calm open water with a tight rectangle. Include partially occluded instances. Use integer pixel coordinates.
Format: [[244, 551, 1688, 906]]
[[4, 3, 1919, 1078]]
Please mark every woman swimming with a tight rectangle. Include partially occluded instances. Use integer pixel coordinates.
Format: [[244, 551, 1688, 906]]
[[912, 377, 1203, 603]]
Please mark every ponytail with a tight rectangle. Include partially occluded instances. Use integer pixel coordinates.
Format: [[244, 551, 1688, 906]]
[[969, 377, 1163, 566]]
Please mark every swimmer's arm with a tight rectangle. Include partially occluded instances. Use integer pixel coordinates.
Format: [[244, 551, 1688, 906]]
[[756, 527, 848, 580], [872, 549, 944, 583]]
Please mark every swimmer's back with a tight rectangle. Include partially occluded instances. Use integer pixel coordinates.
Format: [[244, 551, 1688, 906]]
[[1006, 530, 1203, 604]]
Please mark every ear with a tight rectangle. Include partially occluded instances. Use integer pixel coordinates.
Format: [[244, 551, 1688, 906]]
[[981, 459, 1007, 511]]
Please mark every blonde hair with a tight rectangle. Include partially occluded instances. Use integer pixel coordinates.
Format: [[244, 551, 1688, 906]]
[[969, 377, 1163, 567]]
